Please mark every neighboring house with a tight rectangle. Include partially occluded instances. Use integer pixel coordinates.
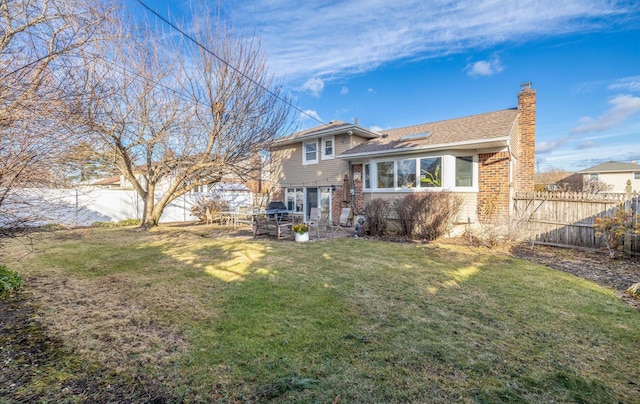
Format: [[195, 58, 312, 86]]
[[270, 84, 536, 225], [90, 174, 124, 189], [534, 171, 575, 192], [578, 161, 640, 193]]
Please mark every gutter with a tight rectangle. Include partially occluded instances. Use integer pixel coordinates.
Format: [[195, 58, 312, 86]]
[[273, 125, 380, 147]]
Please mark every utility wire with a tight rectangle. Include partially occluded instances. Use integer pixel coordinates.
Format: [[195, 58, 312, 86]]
[[136, 0, 326, 126]]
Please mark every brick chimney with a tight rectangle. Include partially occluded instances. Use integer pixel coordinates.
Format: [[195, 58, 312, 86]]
[[516, 83, 536, 192]]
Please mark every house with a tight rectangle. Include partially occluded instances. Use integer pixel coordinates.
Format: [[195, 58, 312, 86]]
[[270, 84, 536, 226], [534, 171, 576, 192], [578, 161, 640, 193]]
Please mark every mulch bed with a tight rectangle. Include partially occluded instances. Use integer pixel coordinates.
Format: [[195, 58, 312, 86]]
[[511, 243, 640, 311]]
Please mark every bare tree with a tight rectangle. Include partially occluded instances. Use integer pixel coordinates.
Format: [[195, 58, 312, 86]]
[[0, 0, 111, 239], [72, 11, 294, 228]]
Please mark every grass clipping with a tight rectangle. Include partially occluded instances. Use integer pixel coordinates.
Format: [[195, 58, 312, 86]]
[[27, 271, 186, 372]]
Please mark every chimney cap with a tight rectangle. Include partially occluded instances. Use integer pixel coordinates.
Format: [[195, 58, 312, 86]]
[[521, 82, 533, 91]]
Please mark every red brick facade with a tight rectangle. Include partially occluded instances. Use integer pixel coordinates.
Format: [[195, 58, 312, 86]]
[[351, 164, 365, 214], [477, 151, 511, 221], [515, 88, 536, 193]]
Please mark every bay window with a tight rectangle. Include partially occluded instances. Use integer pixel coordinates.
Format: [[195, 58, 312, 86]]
[[420, 157, 442, 187], [364, 154, 475, 191], [397, 159, 416, 188], [455, 156, 473, 187], [377, 161, 394, 189]]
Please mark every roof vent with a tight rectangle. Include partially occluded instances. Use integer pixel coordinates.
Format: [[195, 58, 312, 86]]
[[400, 132, 431, 142]]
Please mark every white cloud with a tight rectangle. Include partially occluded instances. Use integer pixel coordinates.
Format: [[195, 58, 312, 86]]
[[537, 136, 571, 154], [607, 76, 640, 92], [572, 94, 640, 134], [299, 109, 322, 122], [369, 125, 385, 133], [340, 86, 349, 95], [465, 56, 504, 77], [218, 1, 638, 83], [367, 88, 376, 94], [301, 77, 324, 97]]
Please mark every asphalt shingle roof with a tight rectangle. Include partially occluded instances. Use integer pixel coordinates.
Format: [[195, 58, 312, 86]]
[[579, 161, 640, 173], [341, 108, 518, 156]]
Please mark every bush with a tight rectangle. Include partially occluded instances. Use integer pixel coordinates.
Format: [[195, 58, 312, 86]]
[[412, 192, 463, 240], [0, 265, 23, 299], [594, 209, 640, 259], [364, 199, 391, 236], [190, 195, 229, 222]]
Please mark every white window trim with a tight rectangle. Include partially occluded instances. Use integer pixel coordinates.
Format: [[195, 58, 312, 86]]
[[321, 136, 335, 160], [302, 140, 318, 165], [364, 154, 478, 192]]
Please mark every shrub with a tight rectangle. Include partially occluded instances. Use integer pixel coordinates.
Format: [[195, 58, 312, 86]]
[[470, 214, 531, 248], [392, 193, 463, 239], [190, 195, 229, 222], [364, 199, 391, 236], [594, 209, 640, 259], [412, 192, 463, 240], [393, 194, 421, 237], [0, 265, 23, 299]]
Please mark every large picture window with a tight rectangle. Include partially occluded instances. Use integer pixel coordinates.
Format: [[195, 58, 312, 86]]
[[420, 157, 442, 187], [377, 161, 394, 189], [303, 141, 317, 164], [455, 156, 473, 187], [397, 159, 416, 188]]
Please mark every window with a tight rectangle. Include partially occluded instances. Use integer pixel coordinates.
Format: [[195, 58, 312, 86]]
[[397, 159, 416, 188], [364, 164, 371, 189], [286, 188, 304, 212], [377, 161, 394, 189], [419, 157, 442, 187], [455, 156, 473, 187], [322, 137, 334, 159], [635, 172, 640, 180], [303, 141, 317, 164], [589, 173, 599, 181]]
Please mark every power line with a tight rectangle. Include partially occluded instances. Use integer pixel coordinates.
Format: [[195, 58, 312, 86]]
[[135, 0, 325, 126]]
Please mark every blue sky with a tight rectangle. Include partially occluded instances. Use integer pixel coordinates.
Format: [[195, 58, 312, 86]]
[[135, 0, 640, 172]]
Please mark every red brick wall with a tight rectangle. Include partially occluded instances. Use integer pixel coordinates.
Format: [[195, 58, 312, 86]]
[[516, 88, 536, 193], [351, 164, 364, 214], [478, 151, 510, 222]]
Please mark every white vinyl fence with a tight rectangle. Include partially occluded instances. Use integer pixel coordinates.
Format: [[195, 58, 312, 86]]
[[5, 187, 252, 227]]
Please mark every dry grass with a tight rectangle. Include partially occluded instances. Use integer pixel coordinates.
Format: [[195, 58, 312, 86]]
[[2, 224, 640, 403]]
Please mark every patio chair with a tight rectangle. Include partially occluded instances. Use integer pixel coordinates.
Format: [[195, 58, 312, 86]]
[[332, 208, 353, 235], [307, 207, 324, 238]]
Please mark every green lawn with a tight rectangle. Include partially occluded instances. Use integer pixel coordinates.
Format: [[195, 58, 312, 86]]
[[2, 226, 639, 403]]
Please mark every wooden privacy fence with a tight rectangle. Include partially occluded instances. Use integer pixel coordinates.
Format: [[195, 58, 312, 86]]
[[513, 191, 640, 255]]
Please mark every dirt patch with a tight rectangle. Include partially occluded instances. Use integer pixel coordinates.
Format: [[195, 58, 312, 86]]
[[0, 294, 178, 403], [25, 272, 187, 372], [511, 243, 640, 311]]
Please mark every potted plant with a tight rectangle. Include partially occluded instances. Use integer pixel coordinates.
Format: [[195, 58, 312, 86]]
[[291, 223, 310, 242]]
